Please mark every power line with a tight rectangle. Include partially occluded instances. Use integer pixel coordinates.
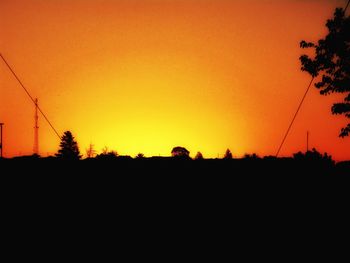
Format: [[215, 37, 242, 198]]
[[276, 77, 314, 157], [345, 0, 350, 12], [0, 53, 61, 140]]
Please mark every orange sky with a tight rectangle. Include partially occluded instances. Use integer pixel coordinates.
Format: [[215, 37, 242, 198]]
[[1, 0, 349, 160]]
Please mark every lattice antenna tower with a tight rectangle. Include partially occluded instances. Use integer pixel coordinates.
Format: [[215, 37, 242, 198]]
[[34, 98, 39, 155]]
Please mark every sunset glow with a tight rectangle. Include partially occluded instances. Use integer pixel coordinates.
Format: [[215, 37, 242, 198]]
[[1, 0, 349, 160]]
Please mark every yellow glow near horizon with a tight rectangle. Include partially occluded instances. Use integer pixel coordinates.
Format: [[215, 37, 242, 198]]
[[62, 53, 249, 157]]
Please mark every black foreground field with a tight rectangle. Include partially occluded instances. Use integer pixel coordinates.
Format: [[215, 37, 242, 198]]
[[1, 155, 349, 177], [1, 155, 349, 228]]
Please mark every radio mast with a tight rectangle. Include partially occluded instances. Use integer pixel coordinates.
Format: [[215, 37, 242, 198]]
[[34, 98, 39, 155]]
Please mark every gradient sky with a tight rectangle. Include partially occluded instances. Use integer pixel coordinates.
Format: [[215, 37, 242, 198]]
[[1, 0, 349, 160]]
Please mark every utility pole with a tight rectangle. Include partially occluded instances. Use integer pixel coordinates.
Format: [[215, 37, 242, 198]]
[[0, 123, 3, 158], [34, 98, 39, 155]]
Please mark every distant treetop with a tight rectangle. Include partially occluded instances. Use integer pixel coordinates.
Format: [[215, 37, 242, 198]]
[[224, 149, 232, 159], [96, 149, 118, 160], [171, 146, 190, 158], [136, 153, 145, 159], [195, 151, 204, 160]]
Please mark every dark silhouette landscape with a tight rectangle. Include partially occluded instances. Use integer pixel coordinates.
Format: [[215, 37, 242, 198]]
[[1, 2, 349, 181], [1, 146, 349, 178]]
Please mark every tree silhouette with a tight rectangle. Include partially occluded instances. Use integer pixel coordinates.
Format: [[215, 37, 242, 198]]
[[102, 146, 109, 155], [300, 7, 350, 137], [244, 153, 259, 160], [86, 143, 97, 158], [55, 131, 81, 160], [136, 153, 145, 159], [171, 146, 190, 158], [96, 148, 118, 160], [293, 148, 334, 164], [224, 149, 232, 159], [194, 151, 204, 160]]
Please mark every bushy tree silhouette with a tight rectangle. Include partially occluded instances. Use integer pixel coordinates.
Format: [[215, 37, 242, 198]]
[[55, 131, 81, 160], [171, 146, 190, 158], [96, 150, 118, 160], [244, 153, 259, 159], [293, 148, 335, 174], [224, 149, 232, 159], [136, 153, 145, 159], [300, 7, 350, 137], [293, 148, 334, 164], [194, 151, 204, 160]]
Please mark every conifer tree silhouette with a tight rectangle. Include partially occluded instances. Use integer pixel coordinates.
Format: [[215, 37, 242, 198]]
[[56, 131, 81, 160]]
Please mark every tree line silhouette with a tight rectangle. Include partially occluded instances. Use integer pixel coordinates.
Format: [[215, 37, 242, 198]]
[[53, 130, 239, 161], [1, 129, 346, 177]]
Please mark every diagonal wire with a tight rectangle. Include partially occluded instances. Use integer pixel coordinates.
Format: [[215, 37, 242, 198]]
[[345, 0, 350, 12], [276, 77, 314, 157], [0, 53, 61, 140]]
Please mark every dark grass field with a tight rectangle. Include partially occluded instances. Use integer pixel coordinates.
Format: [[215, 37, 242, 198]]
[[1, 156, 348, 248], [1, 155, 349, 174], [1, 155, 349, 187]]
